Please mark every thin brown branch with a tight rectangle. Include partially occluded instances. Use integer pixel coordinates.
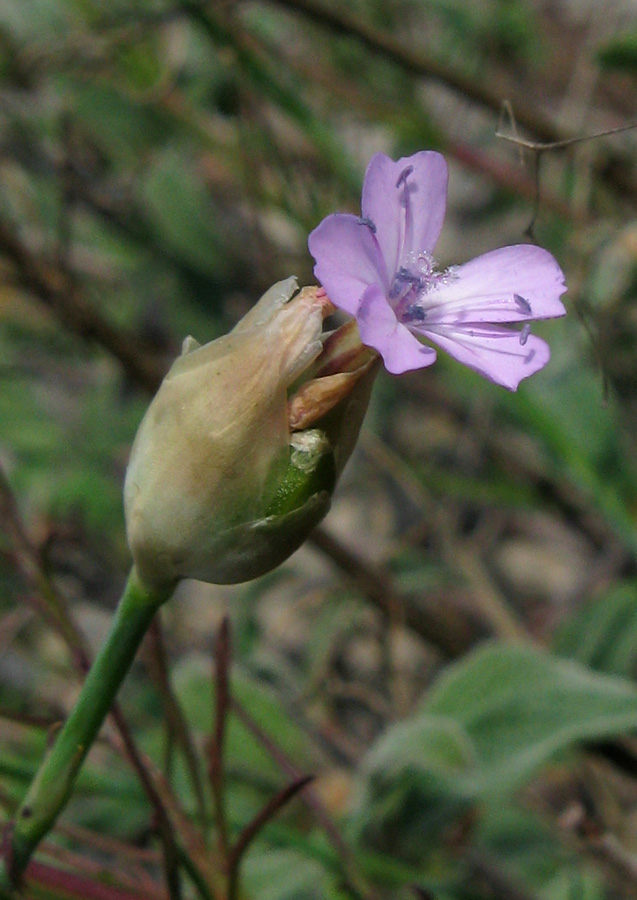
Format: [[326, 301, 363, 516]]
[[0, 217, 165, 394], [495, 103, 637, 235], [29, 834, 164, 899], [24, 859, 165, 900], [265, 0, 555, 138], [226, 775, 313, 900], [280, 34, 584, 224], [123, 753, 221, 896], [496, 117, 637, 153], [231, 697, 379, 900], [264, 0, 637, 203], [108, 708, 185, 900], [450, 142, 582, 225], [309, 525, 483, 658], [437, 508, 529, 643], [0, 786, 167, 899], [0, 464, 91, 654], [54, 821, 162, 870], [145, 618, 208, 834], [208, 617, 232, 864]]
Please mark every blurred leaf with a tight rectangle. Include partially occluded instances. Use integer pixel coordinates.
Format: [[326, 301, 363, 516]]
[[477, 803, 568, 883], [362, 715, 476, 782], [477, 803, 606, 900], [114, 35, 166, 93], [541, 870, 606, 900], [553, 581, 637, 678], [0, 0, 76, 40], [353, 714, 476, 861], [597, 32, 637, 73], [424, 642, 637, 793], [242, 847, 328, 900], [139, 147, 227, 277], [65, 756, 149, 838], [72, 80, 173, 167], [355, 643, 637, 863], [193, 4, 361, 192], [359, 644, 637, 858], [0, 368, 145, 535], [495, 342, 637, 557]]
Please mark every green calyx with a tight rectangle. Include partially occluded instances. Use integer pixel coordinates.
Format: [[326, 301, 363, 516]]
[[266, 429, 336, 518]]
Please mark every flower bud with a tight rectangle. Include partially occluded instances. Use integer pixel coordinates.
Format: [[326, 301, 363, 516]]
[[124, 278, 377, 588]]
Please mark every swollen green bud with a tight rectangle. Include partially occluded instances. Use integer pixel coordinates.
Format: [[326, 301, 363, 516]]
[[124, 279, 377, 589]]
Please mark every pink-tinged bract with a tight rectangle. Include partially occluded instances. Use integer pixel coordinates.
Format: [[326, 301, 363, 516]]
[[308, 151, 567, 389]]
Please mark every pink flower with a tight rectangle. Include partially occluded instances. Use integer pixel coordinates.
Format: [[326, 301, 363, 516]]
[[308, 151, 567, 390]]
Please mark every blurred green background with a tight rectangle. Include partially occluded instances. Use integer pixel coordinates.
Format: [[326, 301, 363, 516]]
[[1, 1, 637, 899]]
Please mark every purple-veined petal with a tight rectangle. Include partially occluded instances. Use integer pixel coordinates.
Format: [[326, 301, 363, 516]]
[[423, 245, 567, 325], [362, 152, 448, 277], [309, 213, 388, 315], [421, 322, 551, 390], [358, 284, 436, 375]]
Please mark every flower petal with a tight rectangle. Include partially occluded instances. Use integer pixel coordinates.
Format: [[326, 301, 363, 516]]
[[421, 323, 551, 390], [308, 213, 387, 314], [424, 245, 567, 325], [362, 152, 448, 276], [358, 284, 436, 375]]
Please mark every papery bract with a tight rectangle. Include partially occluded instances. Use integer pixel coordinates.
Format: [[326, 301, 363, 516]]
[[124, 279, 377, 589], [309, 151, 567, 389]]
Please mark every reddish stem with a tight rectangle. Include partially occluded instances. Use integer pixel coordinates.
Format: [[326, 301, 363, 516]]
[[208, 617, 232, 865]]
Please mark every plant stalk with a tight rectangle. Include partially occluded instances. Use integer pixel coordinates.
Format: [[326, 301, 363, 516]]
[[0, 567, 174, 895]]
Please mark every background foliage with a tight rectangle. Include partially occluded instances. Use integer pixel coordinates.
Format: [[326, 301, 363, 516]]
[[1, 1, 637, 898]]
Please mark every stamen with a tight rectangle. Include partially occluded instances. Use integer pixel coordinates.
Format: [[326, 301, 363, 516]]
[[395, 165, 414, 189], [519, 323, 531, 346], [396, 266, 422, 287], [389, 267, 418, 300], [357, 216, 377, 233], [390, 253, 456, 313], [514, 293, 532, 314], [389, 269, 409, 298], [404, 304, 427, 323]]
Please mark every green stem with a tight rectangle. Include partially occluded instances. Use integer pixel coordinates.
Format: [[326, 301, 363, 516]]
[[0, 567, 174, 895]]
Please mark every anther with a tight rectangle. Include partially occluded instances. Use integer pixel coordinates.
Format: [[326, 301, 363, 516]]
[[404, 304, 427, 322], [389, 266, 422, 300], [395, 165, 414, 189], [519, 323, 531, 346], [514, 293, 532, 314], [396, 266, 422, 286], [357, 216, 377, 233]]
